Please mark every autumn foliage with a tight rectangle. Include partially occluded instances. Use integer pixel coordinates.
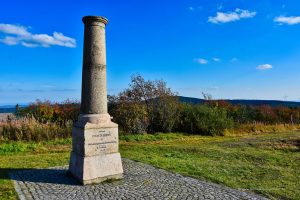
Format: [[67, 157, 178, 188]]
[[1, 75, 300, 141]]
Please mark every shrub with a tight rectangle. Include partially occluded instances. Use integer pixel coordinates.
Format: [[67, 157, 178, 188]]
[[152, 96, 179, 133], [111, 102, 148, 134], [17, 99, 79, 126], [176, 104, 234, 136]]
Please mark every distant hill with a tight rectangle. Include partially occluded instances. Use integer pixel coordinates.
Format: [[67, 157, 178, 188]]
[[0, 105, 28, 113], [1, 97, 300, 114], [178, 96, 300, 107], [0, 108, 16, 113]]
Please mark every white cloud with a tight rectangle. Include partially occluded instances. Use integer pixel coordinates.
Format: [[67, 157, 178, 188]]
[[21, 42, 38, 47], [0, 36, 19, 45], [212, 57, 220, 62], [194, 58, 208, 64], [0, 24, 30, 36], [256, 64, 273, 70], [0, 23, 76, 48], [274, 16, 300, 25], [30, 32, 76, 47], [208, 8, 256, 24]]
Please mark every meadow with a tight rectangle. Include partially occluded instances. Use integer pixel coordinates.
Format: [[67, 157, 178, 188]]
[[0, 131, 299, 200]]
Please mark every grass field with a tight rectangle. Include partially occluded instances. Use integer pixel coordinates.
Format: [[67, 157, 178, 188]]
[[0, 132, 299, 200]]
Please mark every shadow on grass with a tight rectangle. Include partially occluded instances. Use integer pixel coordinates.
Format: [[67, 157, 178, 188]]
[[0, 167, 80, 186]]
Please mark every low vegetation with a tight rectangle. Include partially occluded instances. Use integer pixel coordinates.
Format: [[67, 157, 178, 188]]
[[1, 74, 300, 142], [0, 132, 299, 199], [0, 116, 72, 142]]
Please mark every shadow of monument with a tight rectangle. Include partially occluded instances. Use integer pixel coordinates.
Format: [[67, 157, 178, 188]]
[[1, 167, 80, 186]]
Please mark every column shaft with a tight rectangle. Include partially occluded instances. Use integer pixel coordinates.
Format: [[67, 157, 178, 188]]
[[80, 17, 108, 114]]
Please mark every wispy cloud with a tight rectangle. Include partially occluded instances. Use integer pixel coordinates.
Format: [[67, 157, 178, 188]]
[[0, 36, 19, 45], [217, 3, 223, 10], [51, 88, 78, 92], [212, 57, 220, 62], [40, 84, 56, 88], [194, 58, 208, 64], [5, 88, 79, 93], [0, 23, 76, 48], [188, 6, 202, 12], [274, 16, 300, 25], [0, 23, 30, 36], [231, 57, 238, 62], [208, 8, 256, 24], [189, 7, 194, 11], [21, 42, 38, 48], [256, 64, 273, 70]]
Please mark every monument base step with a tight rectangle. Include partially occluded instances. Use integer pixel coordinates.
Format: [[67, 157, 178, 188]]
[[69, 151, 123, 185]]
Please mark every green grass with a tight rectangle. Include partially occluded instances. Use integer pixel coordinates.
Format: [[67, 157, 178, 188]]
[[0, 139, 71, 200], [120, 132, 300, 200], [0, 132, 299, 200]]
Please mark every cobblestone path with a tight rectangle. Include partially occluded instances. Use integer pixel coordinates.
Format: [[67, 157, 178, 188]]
[[10, 158, 268, 200]]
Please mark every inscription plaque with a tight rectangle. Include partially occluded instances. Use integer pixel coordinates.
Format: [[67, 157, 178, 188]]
[[86, 129, 118, 155], [72, 126, 119, 157], [85, 128, 119, 155]]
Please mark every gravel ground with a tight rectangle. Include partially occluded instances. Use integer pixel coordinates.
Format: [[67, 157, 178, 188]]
[[10, 158, 268, 200]]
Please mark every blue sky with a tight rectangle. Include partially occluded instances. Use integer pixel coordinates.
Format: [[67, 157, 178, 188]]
[[0, 0, 300, 105]]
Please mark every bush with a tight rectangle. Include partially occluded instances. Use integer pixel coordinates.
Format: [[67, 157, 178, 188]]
[[111, 102, 148, 134], [152, 96, 179, 133], [176, 104, 234, 136], [17, 99, 79, 126]]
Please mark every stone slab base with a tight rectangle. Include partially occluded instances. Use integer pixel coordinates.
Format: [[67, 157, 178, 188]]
[[69, 152, 123, 185]]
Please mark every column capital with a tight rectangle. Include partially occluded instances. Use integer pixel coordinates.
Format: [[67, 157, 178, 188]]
[[82, 16, 108, 25]]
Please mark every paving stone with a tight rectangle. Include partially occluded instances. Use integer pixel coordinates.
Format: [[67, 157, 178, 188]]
[[10, 158, 268, 200]]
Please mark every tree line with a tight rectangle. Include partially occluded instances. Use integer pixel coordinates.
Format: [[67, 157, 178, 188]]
[[16, 75, 300, 136]]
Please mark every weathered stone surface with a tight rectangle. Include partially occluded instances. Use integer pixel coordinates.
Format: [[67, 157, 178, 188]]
[[80, 16, 108, 115], [11, 159, 269, 200], [69, 16, 123, 184], [69, 152, 123, 184]]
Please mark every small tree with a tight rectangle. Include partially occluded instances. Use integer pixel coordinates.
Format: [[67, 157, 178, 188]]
[[109, 74, 179, 134]]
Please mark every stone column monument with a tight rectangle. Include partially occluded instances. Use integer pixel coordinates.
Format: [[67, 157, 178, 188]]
[[69, 16, 123, 185]]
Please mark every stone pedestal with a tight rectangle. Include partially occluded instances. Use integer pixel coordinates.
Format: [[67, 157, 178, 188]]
[[69, 115, 123, 185], [68, 16, 123, 185]]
